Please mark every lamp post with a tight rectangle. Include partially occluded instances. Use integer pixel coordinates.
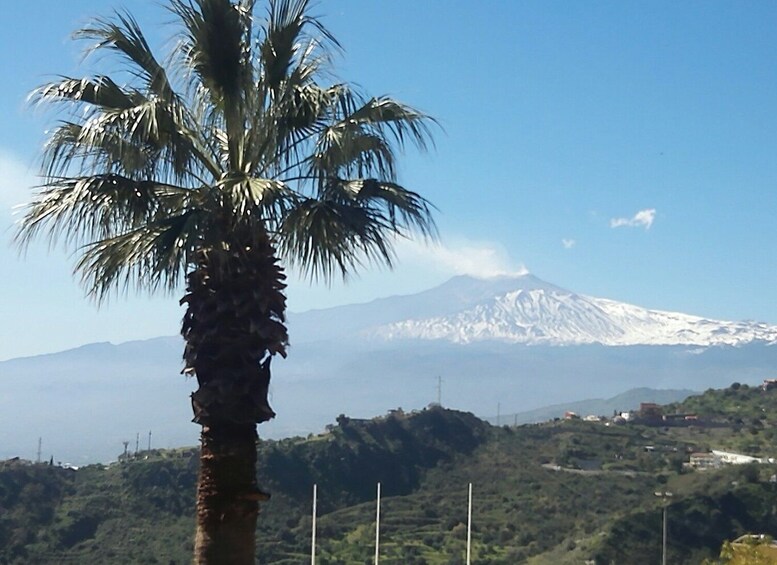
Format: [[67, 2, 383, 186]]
[[654, 491, 673, 565]]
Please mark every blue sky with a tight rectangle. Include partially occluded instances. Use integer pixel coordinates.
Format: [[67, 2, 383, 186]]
[[1, 0, 777, 360]]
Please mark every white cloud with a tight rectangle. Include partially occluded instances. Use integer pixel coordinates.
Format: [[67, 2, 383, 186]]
[[610, 208, 656, 230], [395, 237, 527, 278], [284, 235, 527, 311], [0, 151, 36, 220], [562, 238, 576, 249]]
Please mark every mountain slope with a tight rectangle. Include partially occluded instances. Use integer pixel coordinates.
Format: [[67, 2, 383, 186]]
[[285, 274, 565, 345], [364, 274, 777, 346]]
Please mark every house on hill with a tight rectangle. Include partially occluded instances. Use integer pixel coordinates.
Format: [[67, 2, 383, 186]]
[[639, 403, 663, 421], [689, 452, 719, 470], [687, 449, 770, 470]]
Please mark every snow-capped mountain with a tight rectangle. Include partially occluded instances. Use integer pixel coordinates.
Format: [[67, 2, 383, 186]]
[[367, 274, 777, 347]]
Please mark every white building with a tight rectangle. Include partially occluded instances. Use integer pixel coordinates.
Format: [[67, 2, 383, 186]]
[[711, 450, 764, 465]]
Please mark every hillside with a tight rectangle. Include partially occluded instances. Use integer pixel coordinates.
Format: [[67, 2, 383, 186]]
[[2, 386, 777, 564]]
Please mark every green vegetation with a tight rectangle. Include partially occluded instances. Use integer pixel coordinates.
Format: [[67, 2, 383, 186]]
[[704, 535, 777, 564], [2, 384, 777, 564], [665, 382, 777, 455]]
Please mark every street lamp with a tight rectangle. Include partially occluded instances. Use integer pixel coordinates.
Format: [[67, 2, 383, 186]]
[[654, 491, 673, 565]]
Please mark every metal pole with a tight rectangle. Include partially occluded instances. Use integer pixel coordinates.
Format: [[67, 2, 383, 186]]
[[375, 482, 381, 565], [662, 504, 667, 565], [466, 482, 472, 565], [311, 484, 317, 565], [654, 491, 672, 565]]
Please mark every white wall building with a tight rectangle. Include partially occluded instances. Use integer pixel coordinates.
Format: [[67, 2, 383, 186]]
[[711, 450, 763, 465]]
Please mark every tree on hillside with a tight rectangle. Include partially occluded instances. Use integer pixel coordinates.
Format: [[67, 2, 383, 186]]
[[15, 0, 436, 562], [704, 536, 777, 565]]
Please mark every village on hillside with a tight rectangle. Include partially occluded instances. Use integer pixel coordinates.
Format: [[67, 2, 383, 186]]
[[559, 379, 777, 473]]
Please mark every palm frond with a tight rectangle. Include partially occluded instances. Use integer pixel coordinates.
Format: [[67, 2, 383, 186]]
[[16, 174, 193, 251], [216, 172, 297, 221], [170, 0, 259, 172], [75, 210, 202, 299], [72, 11, 225, 177], [277, 176, 436, 281], [311, 130, 396, 179], [256, 83, 342, 176], [170, 0, 248, 100], [330, 179, 437, 239], [31, 76, 140, 111], [75, 11, 176, 101], [43, 121, 150, 177], [249, 4, 338, 177], [300, 89, 436, 184], [260, 0, 338, 94], [278, 197, 395, 280], [34, 75, 220, 183], [328, 92, 436, 153]]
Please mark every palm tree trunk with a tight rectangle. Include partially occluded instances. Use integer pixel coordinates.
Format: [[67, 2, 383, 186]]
[[194, 424, 261, 564], [182, 227, 288, 565]]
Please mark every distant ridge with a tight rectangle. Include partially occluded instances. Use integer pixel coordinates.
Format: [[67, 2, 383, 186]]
[[488, 387, 698, 426]]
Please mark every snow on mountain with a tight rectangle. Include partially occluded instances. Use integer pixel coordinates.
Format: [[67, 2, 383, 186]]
[[366, 274, 777, 347]]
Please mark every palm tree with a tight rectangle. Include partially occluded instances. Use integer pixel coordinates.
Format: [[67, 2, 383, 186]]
[[16, 0, 436, 562]]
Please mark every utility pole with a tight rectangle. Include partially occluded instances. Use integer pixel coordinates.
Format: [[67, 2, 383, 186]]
[[147, 430, 152, 451], [135, 433, 140, 455], [37, 437, 42, 464]]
